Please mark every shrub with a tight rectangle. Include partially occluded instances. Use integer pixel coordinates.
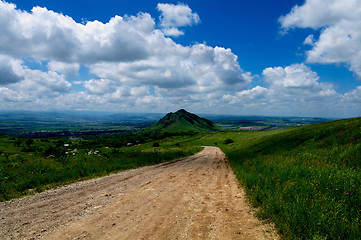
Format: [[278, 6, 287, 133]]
[[25, 138, 34, 146], [224, 138, 233, 145]]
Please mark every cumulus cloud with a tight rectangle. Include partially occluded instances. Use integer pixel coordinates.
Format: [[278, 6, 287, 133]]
[[89, 43, 250, 99], [342, 87, 361, 114], [279, 0, 361, 78], [1, 1, 359, 117], [160, 27, 185, 37], [0, 55, 71, 108], [0, 1, 248, 107], [262, 64, 339, 104], [47, 61, 80, 77], [0, 55, 24, 84], [221, 64, 359, 117], [0, 55, 71, 93], [0, 1, 152, 63], [263, 63, 321, 89], [20, 69, 71, 94], [303, 34, 315, 46], [223, 86, 269, 105], [84, 79, 116, 95], [157, 3, 200, 37]]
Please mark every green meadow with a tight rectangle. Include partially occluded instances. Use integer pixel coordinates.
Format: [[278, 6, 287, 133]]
[[1, 117, 360, 239]]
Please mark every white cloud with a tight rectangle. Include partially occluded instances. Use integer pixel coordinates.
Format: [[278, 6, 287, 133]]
[[157, 3, 200, 27], [262, 64, 339, 102], [157, 3, 200, 37], [220, 64, 360, 117], [0, 55, 71, 107], [279, 0, 361, 78], [0, 87, 32, 102], [263, 63, 321, 89], [0, 1, 153, 63], [0, 1, 359, 118], [2, 61, 359, 117], [84, 79, 116, 95], [89, 43, 250, 100], [279, 0, 361, 29], [47, 61, 80, 77], [0, 54, 24, 84], [303, 34, 315, 46], [0, 1, 248, 109], [160, 27, 184, 37], [223, 86, 269, 104], [20, 69, 71, 94], [344, 86, 361, 101]]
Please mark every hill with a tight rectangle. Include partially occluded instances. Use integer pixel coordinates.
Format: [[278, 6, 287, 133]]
[[146, 109, 219, 134], [190, 117, 361, 239]]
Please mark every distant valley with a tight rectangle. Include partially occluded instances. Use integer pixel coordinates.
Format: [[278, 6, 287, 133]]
[[0, 110, 330, 137]]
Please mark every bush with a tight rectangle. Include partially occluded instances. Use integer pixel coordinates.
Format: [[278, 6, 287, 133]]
[[153, 142, 160, 147], [224, 138, 233, 145], [25, 138, 34, 146]]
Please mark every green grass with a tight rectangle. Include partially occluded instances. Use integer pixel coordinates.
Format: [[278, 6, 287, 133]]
[[0, 135, 202, 201], [191, 118, 361, 239]]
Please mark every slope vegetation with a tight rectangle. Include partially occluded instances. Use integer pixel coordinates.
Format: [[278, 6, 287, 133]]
[[191, 117, 361, 239]]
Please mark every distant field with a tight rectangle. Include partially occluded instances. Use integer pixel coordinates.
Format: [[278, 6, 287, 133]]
[[0, 111, 160, 136], [204, 114, 330, 131]]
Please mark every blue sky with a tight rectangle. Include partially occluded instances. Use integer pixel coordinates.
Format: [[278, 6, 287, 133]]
[[0, 0, 360, 117]]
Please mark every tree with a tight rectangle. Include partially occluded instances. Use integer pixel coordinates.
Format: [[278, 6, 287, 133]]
[[25, 138, 34, 146]]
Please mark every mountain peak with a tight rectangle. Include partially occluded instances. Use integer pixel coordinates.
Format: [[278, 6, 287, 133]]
[[148, 109, 218, 133]]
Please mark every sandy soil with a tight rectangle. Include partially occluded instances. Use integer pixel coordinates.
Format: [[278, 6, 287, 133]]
[[0, 146, 278, 240]]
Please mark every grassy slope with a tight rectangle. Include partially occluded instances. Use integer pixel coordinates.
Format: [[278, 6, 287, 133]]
[[191, 118, 361, 239], [147, 118, 200, 133], [161, 118, 214, 132]]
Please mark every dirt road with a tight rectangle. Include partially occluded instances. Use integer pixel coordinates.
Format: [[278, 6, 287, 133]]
[[0, 146, 277, 240]]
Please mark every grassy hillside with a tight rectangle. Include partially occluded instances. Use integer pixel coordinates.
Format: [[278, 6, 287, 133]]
[[146, 109, 219, 134], [191, 117, 361, 239]]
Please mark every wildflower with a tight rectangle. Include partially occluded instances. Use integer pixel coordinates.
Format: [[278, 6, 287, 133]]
[[345, 190, 350, 196]]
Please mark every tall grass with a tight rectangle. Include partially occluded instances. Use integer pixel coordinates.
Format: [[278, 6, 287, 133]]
[[205, 118, 361, 239]]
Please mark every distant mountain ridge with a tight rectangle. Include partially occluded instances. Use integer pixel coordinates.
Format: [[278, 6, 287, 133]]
[[147, 109, 219, 133]]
